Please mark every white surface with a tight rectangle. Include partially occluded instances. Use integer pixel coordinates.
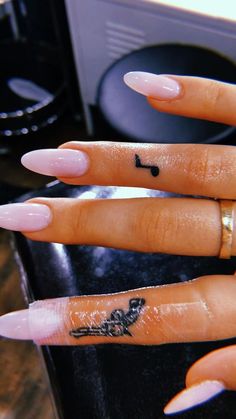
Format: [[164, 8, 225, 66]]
[[145, 0, 236, 21]]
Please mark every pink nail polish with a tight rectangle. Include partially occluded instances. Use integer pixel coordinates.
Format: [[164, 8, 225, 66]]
[[123, 71, 181, 100], [164, 380, 226, 415], [0, 203, 52, 231], [0, 308, 62, 341], [21, 148, 90, 177]]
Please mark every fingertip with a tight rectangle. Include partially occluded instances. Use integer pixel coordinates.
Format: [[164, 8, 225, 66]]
[[164, 380, 226, 415], [21, 148, 90, 177], [123, 71, 182, 100]]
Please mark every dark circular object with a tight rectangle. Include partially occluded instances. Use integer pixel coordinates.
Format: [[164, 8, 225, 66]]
[[0, 41, 66, 137], [98, 44, 236, 143]]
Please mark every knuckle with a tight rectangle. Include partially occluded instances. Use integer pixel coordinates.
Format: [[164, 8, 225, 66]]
[[197, 148, 213, 185], [215, 153, 230, 180], [204, 80, 223, 112], [187, 148, 214, 187], [70, 202, 89, 242], [187, 148, 232, 192], [134, 203, 174, 252]]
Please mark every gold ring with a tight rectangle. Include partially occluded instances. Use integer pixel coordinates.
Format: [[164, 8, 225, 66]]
[[219, 200, 234, 259]]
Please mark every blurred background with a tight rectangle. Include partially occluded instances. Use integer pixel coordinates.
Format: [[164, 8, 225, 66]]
[[1, 1, 236, 418]]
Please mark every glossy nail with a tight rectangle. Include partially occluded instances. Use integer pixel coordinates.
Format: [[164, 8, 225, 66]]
[[164, 380, 226, 415], [0, 308, 62, 341], [0, 203, 52, 231], [124, 71, 181, 100], [21, 148, 90, 177]]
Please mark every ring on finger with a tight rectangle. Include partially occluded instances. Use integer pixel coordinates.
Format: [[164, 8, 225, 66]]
[[219, 200, 235, 259]]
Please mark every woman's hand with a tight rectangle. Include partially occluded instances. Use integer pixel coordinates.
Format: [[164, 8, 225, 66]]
[[1, 73, 236, 414]]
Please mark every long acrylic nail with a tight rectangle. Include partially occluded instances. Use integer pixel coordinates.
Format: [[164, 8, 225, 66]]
[[0, 203, 52, 231], [0, 308, 62, 341], [123, 71, 181, 100], [164, 380, 226, 415], [21, 148, 90, 177]]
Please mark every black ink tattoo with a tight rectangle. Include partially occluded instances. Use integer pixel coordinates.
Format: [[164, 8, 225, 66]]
[[135, 154, 159, 177], [69, 298, 145, 339]]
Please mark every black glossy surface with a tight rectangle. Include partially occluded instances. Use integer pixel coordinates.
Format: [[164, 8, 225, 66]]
[[0, 41, 66, 136], [98, 44, 236, 143], [13, 182, 236, 419], [0, 182, 29, 205]]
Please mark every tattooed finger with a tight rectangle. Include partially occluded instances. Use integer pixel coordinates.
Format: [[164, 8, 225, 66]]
[[21, 141, 236, 199], [0, 275, 236, 345]]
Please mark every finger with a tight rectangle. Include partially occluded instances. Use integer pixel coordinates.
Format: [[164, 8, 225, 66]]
[[18, 196, 236, 258], [0, 197, 234, 256], [124, 72, 236, 125], [0, 275, 236, 346], [21, 142, 236, 199], [164, 345, 236, 415]]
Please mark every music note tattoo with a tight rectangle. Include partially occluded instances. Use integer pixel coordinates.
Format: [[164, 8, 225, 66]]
[[69, 298, 145, 339], [135, 154, 159, 177]]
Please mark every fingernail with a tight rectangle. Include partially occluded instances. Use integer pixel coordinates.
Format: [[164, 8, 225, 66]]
[[0, 308, 62, 341], [0, 203, 52, 231], [123, 71, 181, 100], [164, 380, 226, 415], [21, 148, 90, 177]]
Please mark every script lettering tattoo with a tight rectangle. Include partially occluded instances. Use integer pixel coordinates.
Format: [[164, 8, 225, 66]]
[[135, 154, 159, 177], [69, 298, 145, 338]]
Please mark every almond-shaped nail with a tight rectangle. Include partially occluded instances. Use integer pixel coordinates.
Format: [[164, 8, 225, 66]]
[[0, 203, 52, 231], [123, 71, 181, 100], [21, 148, 90, 177], [0, 308, 62, 341], [164, 380, 226, 415]]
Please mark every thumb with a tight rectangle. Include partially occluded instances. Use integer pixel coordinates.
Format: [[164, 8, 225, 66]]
[[164, 345, 236, 415]]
